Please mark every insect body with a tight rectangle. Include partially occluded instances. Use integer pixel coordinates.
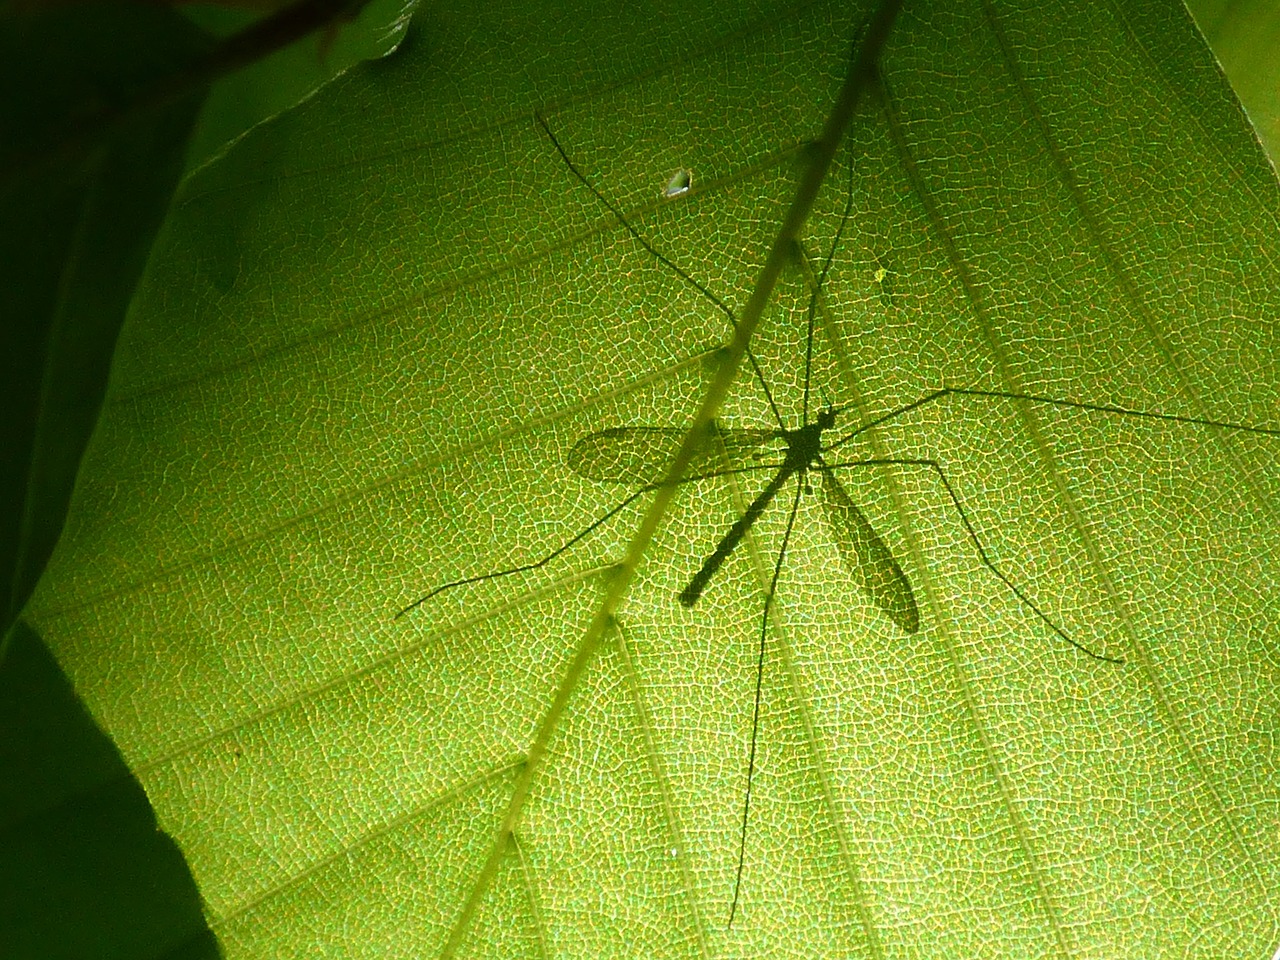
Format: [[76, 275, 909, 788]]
[[568, 407, 919, 630]]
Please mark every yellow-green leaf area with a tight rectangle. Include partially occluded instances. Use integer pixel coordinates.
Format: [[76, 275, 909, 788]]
[[26, 0, 1280, 957]]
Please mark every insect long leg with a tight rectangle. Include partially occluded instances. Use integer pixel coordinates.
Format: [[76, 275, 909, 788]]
[[727, 472, 806, 928], [820, 453, 1125, 663], [823, 387, 1280, 456], [947, 387, 1280, 437], [394, 486, 653, 618], [397, 459, 796, 619]]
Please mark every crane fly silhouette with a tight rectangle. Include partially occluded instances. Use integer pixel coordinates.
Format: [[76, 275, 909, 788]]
[[395, 101, 1280, 928], [567, 401, 918, 628]]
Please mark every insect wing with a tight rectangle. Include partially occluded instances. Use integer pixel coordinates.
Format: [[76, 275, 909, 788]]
[[567, 426, 776, 484], [818, 466, 920, 633]]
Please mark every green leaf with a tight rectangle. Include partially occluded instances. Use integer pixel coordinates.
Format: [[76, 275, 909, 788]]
[[25, 0, 1280, 956], [179, 0, 410, 173]]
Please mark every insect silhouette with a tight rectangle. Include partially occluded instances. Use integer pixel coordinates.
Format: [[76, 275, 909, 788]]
[[395, 110, 1280, 926]]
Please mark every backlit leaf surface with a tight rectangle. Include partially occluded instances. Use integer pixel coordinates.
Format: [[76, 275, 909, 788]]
[[27, 0, 1280, 956]]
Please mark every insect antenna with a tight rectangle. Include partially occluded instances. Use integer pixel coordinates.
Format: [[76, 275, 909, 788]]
[[534, 111, 788, 432]]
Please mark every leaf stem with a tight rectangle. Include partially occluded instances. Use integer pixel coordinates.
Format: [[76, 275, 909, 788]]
[[440, 1, 904, 951]]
